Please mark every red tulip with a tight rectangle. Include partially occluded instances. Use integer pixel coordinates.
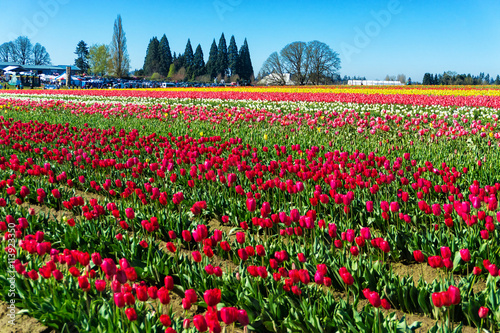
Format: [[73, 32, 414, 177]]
[[379, 240, 390, 253], [164, 275, 174, 290], [381, 299, 391, 310], [432, 292, 443, 308], [246, 197, 256, 212], [203, 288, 221, 307], [123, 292, 135, 306], [165, 242, 176, 253], [193, 315, 207, 332], [428, 256, 443, 268], [143, 287, 156, 300], [182, 298, 191, 310], [136, 285, 148, 302], [114, 292, 125, 308], [390, 201, 399, 213], [487, 264, 499, 277], [360, 227, 371, 240], [413, 250, 425, 263], [182, 230, 192, 242], [95, 279, 106, 292], [448, 285, 461, 305], [158, 286, 170, 304], [237, 309, 249, 326], [459, 249, 471, 262], [185, 289, 197, 303], [261, 202, 271, 217], [205, 264, 215, 275], [440, 291, 452, 307], [221, 307, 238, 325], [125, 208, 135, 219], [78, 276, 90, 291], [101, 258, 117, 277], [238, 248, 248, 261], [478, 306, 489, 318], [432, 204, 441, 216], [52, 269, 63, 281], [125, 307, 137, 321], [292, 285, 302, 295], [160, 314, 172, 327], [440, 246, 451, 259], [236, 231, 245, 244], [368, 291, 381, 308], [192, 251, 202, 262], [480, 230, 489, 239]]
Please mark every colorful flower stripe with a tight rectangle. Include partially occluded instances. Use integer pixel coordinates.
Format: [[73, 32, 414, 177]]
[[4, 88, 500, 108]]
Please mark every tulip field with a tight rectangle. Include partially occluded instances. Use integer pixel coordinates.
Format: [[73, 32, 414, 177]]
[[0, 85, 500, 332]]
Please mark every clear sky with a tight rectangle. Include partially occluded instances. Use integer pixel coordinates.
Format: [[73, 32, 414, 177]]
[[1, 0, 499, 81]]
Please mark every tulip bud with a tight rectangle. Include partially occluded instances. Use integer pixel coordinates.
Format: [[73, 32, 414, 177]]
[[478, 306, 489, 318], [459, 249, 471, 262]]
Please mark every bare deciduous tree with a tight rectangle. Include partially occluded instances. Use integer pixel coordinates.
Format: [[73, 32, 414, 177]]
[[0, 42, 15, 62], [13, 36, 33, 65], [280, 41, 309, 85], [259, 52, 287, 85], [32, 43, 51, 65], [307, 40, 341, 85], [109, 15, 130, 77]]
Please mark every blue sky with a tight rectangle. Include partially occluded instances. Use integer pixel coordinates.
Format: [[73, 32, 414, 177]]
[[1, 0, 499, 81]]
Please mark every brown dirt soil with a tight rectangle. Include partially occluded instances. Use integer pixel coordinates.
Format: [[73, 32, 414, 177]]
[[328, 290, 476, 333], [20, 201, 77, 223], [391, 262, 488, 294], [0, 301, 55, 333]]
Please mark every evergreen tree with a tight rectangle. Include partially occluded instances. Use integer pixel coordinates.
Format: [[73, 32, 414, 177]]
[[74, 40, 89, 73], [495, 75, 500, 85], [216, 33, 228, 78], [227, 35, 239, 76], [422, 73, 431, 85], [238, 38, 254, 81], [192, 44, 206, 79], [158, 35, 172, 77], [184, 39, 194, 67], [183, 39, 194, 78], [206, 39, 218, 80], [143, 37, 160, 76]]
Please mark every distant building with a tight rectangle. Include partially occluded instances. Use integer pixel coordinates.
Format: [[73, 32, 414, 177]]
[[259, 73, 295, 85], [0, 62, 80, 75], [348, 80, 403, 86]]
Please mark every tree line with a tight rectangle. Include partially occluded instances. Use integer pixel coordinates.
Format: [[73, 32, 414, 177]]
[[0, 36, 51, 66], [422, 72, 500, 85], [140, 33, 254, 83]]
